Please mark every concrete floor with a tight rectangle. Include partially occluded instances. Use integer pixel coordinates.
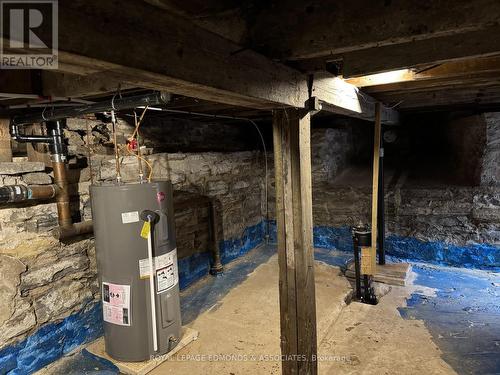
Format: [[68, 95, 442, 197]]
[[39, 245, 500, 374], [153, 248, 455, 375]]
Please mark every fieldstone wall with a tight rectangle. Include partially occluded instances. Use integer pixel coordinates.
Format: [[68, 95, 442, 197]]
[[1, 109, 498, 363], [311, 112, 500, 268], [313, 185, 500, 246], [311, 127, 353, 183], [0, 115, 265, 354], [482, 113, 500, 186]]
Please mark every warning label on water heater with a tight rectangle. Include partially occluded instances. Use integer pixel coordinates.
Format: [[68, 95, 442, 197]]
[[102, 282, 131, 326], [138, 250, 179, 293]]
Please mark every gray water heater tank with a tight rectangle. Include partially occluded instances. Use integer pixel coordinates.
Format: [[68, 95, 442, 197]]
[[90, 180, 181, 361]]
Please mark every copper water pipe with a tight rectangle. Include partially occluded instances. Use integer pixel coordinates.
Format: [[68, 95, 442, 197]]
[[52, 160, 72, 227], [53, 220, 93, 240], [30, 184, 58, 200], [51, 159, 94, 239]]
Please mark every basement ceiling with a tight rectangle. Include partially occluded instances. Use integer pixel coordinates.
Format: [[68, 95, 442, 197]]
[[2, 0, 500, 116]]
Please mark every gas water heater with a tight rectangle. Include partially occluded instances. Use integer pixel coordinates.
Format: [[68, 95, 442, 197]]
[[90, 181, 181, 361]]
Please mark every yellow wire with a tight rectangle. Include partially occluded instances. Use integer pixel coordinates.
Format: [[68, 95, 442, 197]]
[[130, 106, 149, 141], [119, 144, 154, 182]]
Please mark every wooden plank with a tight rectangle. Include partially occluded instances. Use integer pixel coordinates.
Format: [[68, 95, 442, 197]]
[[346, 262, 412, 287], [295, 110, 317, 375], [273, 109, 317, 374], [0, 1, 398, 123], [372, 85, 500, 110], [0, 119, 12, 162], [273, 110, 297, 375], [314, 74, 399, 124], [348, 56, 500, 89], [369, 103, 382, 275], [340, 26, 500, 77], [249, 0, 500, 60], [86, 327, 198, 375], [41, 71, 133, 98]]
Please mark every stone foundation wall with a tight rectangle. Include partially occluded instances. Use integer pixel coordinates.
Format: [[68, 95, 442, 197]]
[[0, 115, 266, 372], [482, 113, 500, 186], [311, 112, 500, 269]]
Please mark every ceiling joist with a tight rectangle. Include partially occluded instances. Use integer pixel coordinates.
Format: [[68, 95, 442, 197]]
[[2, 0, 397, 124]]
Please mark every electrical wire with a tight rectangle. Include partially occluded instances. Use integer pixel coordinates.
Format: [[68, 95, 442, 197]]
[[128, 107, 270, 239], [119, 144, 154, 182]]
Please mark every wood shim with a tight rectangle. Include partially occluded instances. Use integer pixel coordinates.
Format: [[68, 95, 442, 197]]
[[86, 327, 199, 375]]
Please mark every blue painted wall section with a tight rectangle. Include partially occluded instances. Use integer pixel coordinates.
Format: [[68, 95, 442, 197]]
[[385, 236, 500, 270], [177, 251, 211, 290], [0, 302, 103, 375], [219, 220, 266, 264], [275, 220, 499, 270], [266, 221, 499, 269], [0, 220, 268, 374], [178, 220, 267, 290], [268, 221, 354, 252], [313, 225, 353, 252]]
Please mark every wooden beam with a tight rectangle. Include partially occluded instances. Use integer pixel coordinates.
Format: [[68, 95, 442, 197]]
[[0, 119, 12, 162], [294, 26, 500, 78], [339, 26, 500, 77], [313, 74, 398, 124], [348, 56, 500, 88], [273, 108, 317, 374], [41, 71, 133, 98], [347, 57, 500, 102], [370, 104, 382, 275], [372, 85, 500, 110], [0, 70, 41, 96], [249, 0, 500, 60], [1, 1, 397, 123]]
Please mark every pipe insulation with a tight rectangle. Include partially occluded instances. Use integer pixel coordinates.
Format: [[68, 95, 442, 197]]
[[11, 91, 171, 126]]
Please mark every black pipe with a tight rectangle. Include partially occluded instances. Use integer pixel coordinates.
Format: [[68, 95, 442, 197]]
[[352, 224, 378, 305], [9, 123, 52, 143], [363, 275, 371, 301], [11, 91, 170, 126], [209, 198, 223, 275], [352, 232, 362, 300], [10, 120, 66, 155], [377, 127, 386, 265], [0, 184, 57, 203]]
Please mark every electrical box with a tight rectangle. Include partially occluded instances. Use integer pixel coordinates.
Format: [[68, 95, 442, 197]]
[[90, 181, 181, 361]]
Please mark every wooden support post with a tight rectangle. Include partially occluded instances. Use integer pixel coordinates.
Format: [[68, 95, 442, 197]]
[[0, 119, 12, 162], [273, 108, 317, 375], [369, 103, 382, 274]]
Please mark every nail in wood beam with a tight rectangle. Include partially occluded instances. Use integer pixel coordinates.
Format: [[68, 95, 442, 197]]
[[273, 108, 317, 375]]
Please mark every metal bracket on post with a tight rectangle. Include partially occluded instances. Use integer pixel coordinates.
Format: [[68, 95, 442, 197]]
[[305, 96, 322, 115]]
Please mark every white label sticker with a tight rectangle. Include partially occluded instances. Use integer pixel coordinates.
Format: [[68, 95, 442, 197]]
[[121, 211, 139, 224], [139, 249, 179, 293], [102, 282, 131, 326], [157, 265, 175, 293]]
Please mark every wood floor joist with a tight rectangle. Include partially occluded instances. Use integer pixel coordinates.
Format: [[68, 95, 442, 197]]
[[347, 56, 500, 110], [1, 1, 397, 124]]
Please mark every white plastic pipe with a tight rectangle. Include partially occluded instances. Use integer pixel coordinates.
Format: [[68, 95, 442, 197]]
[[147, 218, 158, 352]]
